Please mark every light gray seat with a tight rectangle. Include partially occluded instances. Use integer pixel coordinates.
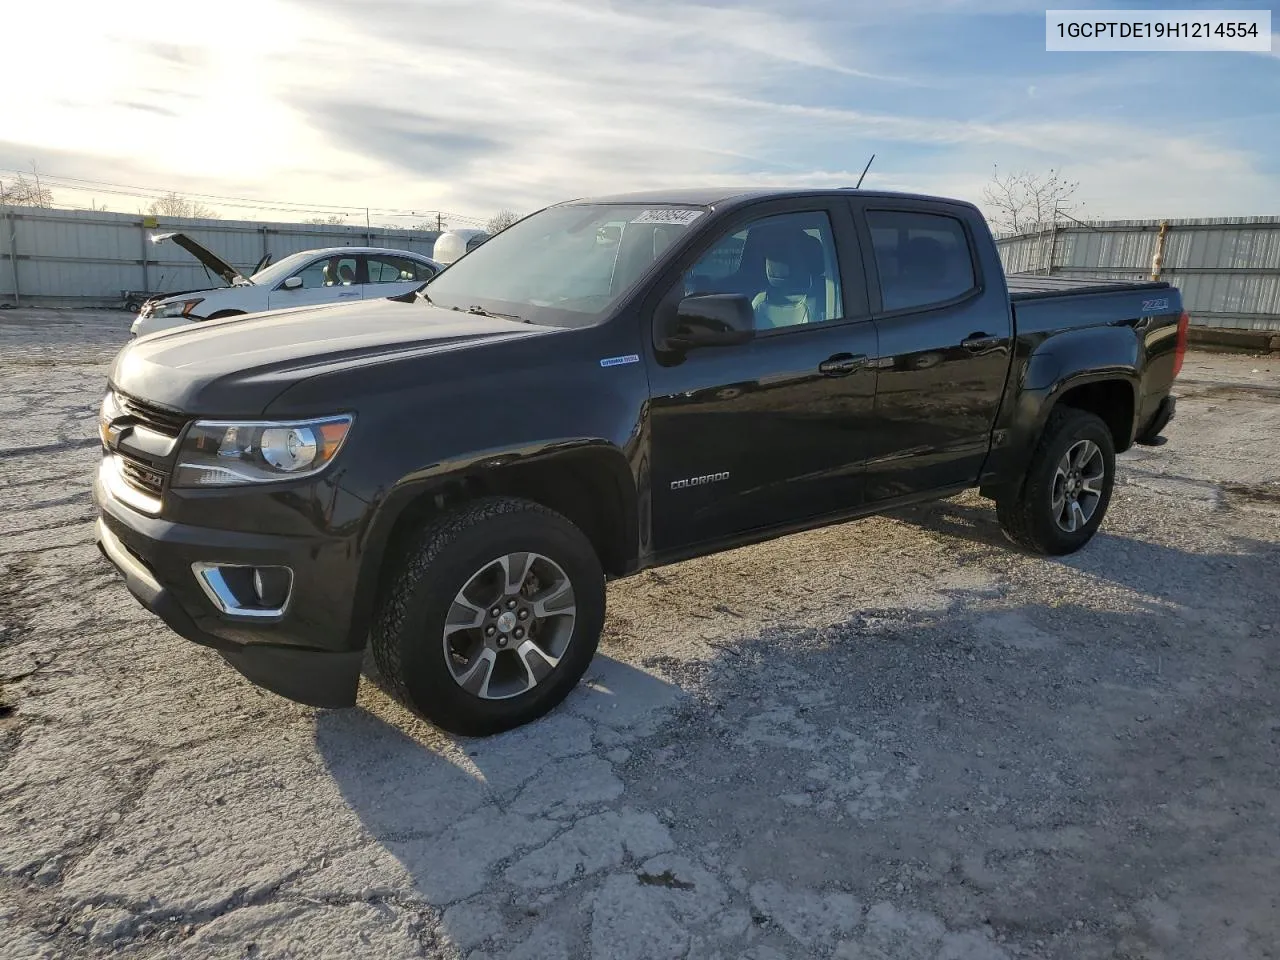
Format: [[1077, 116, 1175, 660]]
[[746, 223, 827, 329]]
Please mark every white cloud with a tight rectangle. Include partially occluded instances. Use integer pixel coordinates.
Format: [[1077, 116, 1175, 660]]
[[0, 0, 1273, 222]]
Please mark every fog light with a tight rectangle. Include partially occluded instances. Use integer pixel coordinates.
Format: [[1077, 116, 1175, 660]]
[[193, 563, 293, 617], [252, 567, 292, 608]]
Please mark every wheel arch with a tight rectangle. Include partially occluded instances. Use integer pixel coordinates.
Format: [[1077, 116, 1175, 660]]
[[1021, 324, 1141, 452], [344, 444, 639, 648], [985, 321, 1142, 487], [1051, 374, 1137, 453]]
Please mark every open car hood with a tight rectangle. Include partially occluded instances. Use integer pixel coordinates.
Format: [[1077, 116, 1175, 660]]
[[152, 232, 247, 286]]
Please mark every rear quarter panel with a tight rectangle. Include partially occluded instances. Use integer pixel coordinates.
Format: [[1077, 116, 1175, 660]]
[[981, 285, 1182, 486]]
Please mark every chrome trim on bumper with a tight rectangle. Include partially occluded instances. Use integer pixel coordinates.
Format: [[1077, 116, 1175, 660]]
[[191, 562, 294, 619]]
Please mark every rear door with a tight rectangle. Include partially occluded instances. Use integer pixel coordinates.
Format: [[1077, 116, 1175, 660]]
[[362, 254, 436, 299], [646, 200, 879, 553], [849, 201, 1013, 500], [266, 254, 363, 310]]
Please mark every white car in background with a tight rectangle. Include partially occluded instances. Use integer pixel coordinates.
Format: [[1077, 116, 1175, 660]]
[[131, 233, 441, 337]]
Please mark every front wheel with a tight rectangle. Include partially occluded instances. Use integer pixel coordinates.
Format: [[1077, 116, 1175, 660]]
[[996, 407, 1116, 556], [371, 497, 605, 736]]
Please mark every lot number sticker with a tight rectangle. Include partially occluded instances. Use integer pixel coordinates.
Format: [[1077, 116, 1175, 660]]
[[631, 209, 704, 225]]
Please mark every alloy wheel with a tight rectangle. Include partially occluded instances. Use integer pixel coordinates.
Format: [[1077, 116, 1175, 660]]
[[441, 552, 577, 700], [1051, 439, 1105, 533]]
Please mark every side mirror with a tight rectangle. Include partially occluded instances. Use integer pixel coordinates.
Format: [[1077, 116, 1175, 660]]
[[660, 294, 755, 351], [282, 276, 302, 290]]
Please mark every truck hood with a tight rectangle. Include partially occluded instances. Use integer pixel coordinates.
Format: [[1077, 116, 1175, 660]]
[[153, 232, 247, 286], [110, 297, 554, 415]]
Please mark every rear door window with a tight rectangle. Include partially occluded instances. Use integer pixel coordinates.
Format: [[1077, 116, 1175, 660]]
[[366, 255, 422, 283], [865, 211, 976, 312]]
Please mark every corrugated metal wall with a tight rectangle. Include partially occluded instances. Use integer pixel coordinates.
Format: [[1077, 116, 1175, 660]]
[[996, 216, 1280, 331], [0, 206, 441, 307]]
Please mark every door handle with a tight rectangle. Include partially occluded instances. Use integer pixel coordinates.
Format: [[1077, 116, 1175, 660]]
[[338, 291, 360, 298], [818, 353, 867, 376], [961, 333, 1001, 352]]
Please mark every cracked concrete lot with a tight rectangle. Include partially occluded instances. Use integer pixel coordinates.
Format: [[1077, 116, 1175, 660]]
[[2, 307, 1279, 959]]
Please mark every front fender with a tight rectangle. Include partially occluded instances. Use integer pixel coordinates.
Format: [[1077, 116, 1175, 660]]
[[266, 320, 651, 647], [342, 438, 641, 648]]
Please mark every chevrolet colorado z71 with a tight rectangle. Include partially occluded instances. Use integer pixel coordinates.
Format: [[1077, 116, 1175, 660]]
[[94, 188, 1185, 735]]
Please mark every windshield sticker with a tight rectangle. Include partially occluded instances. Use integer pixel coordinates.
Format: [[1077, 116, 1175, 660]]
[[631, 209, 704, 226], [599, 354, 640, 368]]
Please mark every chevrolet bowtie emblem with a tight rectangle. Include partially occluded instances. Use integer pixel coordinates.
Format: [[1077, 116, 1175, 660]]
[[100, 419, 129, 450]]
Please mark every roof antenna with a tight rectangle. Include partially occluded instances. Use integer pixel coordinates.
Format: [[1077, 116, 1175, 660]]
[[854, 153, 876, 190]]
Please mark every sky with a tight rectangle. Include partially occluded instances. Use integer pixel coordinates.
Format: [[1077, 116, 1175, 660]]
[[1, 0, 1277, 226]]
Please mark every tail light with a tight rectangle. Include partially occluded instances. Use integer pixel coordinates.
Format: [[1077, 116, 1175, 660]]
[[1173, 311, 1189, 378]]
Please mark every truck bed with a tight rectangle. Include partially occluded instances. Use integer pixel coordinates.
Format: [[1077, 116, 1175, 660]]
[[1006, 274, 1169, 302]]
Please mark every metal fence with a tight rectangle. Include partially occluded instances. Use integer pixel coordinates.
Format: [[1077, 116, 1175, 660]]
[[996, 215, 1280, 331], [8, 206, 1280, 331], [0, 206, 441, 308]]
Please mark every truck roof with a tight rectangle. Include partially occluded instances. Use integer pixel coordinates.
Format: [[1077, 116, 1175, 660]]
[[569, 187, 981, 211]]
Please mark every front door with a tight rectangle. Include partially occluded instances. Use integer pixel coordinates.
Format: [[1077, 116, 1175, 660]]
[[267, 254, 363, 310], [647, 204, 879, 554], [852, 204, 1014, 501]]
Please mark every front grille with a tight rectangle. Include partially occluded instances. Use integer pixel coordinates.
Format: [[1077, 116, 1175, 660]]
[[120, 458, 168, 496], [116, 393, 188, 437]]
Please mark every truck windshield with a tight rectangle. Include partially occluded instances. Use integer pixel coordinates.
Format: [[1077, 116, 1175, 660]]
[[423, 203, 706, 327]]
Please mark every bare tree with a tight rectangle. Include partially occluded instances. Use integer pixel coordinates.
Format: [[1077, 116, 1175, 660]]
[[982, 167, 1079, 236], [303, 214, 347, 225], [412, 219, 445, 232], [145, 192, 220, 219], [0, 173, 54, 208], [485, 209, 519, 234]]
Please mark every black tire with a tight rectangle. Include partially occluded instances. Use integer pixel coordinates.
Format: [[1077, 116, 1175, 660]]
[[996, 407, 1116, 556], [206, 310, 246, 320], [371, 496, 605, 736]]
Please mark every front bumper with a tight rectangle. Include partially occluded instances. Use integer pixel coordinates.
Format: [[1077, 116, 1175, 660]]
[[94, 475, 364, 708]]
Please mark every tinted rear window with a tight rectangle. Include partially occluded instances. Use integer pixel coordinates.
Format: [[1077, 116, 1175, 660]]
[[866, 211, 976, 312]]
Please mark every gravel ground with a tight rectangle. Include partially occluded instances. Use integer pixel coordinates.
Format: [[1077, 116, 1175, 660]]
[[1, 308, 1278, 960]]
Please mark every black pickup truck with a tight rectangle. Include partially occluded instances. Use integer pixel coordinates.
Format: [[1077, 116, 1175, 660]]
[[94, 188, 1185, 734]]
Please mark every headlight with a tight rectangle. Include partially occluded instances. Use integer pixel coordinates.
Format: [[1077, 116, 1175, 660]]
[[173, 415, 353, 487], [99, 391, 123, 447], [152, 298, 205, 320]]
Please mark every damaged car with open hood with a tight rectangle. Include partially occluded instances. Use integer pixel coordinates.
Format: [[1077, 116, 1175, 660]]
[[131, 232, 441, 337]]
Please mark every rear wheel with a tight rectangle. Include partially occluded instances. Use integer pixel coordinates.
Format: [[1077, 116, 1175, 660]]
[[371, 497, 605, 736], [996, 407, 1116, 556]]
